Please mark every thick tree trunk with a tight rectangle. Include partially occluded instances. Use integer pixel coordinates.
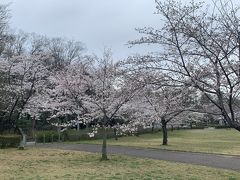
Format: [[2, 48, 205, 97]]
[[161, 119, 168, 145], [222, 112, 240, 131], [101, 127, 108, 160], [18, 128, 26, 150], [233, 122, 240, 131]]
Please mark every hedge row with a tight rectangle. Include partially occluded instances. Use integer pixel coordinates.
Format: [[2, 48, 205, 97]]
[[35, 131, 59, 143], [0, 135, 21, 148], [214, 125, 231, 129], [35, 129, 119, 143], [35, 126, 209, 143]]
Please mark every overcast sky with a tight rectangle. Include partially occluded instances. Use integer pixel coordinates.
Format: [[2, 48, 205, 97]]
[[1, 0, 162, 60], [1, 0, 239, 60]]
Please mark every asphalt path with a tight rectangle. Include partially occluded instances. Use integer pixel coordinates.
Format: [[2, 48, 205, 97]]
[[31, 143, 240, 171]]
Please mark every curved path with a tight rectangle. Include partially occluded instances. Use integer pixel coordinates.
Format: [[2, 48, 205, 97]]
[[32, 143, 240, 171]]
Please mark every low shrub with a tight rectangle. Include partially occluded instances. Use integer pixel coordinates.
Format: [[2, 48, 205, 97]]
[[190, 126, 205, 129], [65, 128, 158, 141], [36, 131, 59, 143], [214, 125, 231, 129], [36, 128, 134, 142], [0, 135, 21, 148], [64, 129, 87, 141]]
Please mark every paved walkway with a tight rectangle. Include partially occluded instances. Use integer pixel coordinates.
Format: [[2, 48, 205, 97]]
[[32, 143, 240, 171]]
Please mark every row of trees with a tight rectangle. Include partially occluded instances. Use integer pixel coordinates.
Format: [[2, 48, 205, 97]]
[[0, 6, 86, 138], [1, 0, 240, 160]]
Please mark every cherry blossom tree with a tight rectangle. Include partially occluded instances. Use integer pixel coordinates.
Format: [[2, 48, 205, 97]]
[[142, 85, 194, 145], [34, 50, 143, 160], [87, 51, 144, 160], [26, 56, 93, 125], [0, 54, 49, 132], [129, 0, 240, 131], [0, 3, 86, 135], [118, 68, 196, 145]]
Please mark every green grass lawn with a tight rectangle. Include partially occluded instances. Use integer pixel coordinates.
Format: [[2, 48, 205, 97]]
[[78, 129, 240, 156], [0, 148, 240, 179]]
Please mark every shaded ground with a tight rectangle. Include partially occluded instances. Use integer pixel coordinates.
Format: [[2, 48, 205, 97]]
[[33, 143, 240, 171]]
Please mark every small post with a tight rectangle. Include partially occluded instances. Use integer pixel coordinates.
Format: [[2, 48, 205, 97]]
[[58, 128, 61, 142], [34, 134, 37, 146], [62, 134, 64, 142], [77, 122, 80, 131], [51, 134, 53, 144], [43, 134, 45, 144]]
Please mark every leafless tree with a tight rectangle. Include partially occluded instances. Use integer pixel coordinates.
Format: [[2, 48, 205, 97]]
[[47, 37, 85, 69], [0, 4, 10, 55]]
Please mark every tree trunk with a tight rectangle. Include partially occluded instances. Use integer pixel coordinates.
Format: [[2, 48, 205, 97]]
[[162, 119, 168, 145], [101, 126, 108, 160], [152, 122, 155, 133], [232, 122, 240, 131], [8, 98, 19, 132], [222, 112, 240, 131], [18, 128, 26, 150]]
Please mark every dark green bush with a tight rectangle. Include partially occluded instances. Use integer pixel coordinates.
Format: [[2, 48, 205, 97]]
[[36, 128, 124, 142], [36, 131, 59, 143], [0, 135, 21, 148], [64, 128, 118, 141], [214, 125, 231, 129], [190, 126, 205, 129], [64, 129, 96, 141], [65, 130, 81, 141]]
